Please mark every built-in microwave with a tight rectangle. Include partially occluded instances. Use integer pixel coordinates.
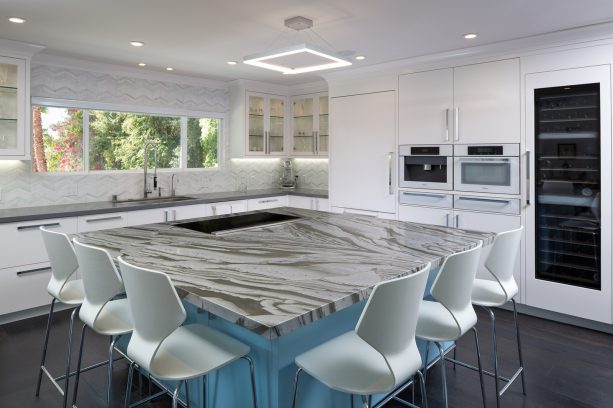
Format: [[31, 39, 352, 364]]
[[453, 144, 520, 194], [399, 145, 453, 190]]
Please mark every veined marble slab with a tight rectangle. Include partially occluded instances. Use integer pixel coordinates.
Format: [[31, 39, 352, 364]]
[[76, 208, 494, 339]]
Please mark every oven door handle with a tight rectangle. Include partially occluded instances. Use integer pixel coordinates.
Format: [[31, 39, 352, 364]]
[[526, 149, 531, 206], [457, 196, 513, 205], [456, 157, 511, 163]]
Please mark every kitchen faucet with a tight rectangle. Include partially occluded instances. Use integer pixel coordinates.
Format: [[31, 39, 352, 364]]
[[143, 142, 158, 198]]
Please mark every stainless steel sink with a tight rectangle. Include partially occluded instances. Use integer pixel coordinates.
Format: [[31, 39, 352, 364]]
[[112, 196, 194, 206]]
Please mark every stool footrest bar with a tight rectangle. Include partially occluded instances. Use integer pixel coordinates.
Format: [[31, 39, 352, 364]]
[[499, 367, 524, 396]]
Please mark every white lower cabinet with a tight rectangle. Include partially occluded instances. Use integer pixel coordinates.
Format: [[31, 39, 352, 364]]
[[0, 263, 53, 315], [398, 201, 522, 302], [127, 208, 169, 226], [247, 196, 288, 211], [77, 212, 128, 232], [288, 196, 329, 211], [209, 200, 247, 216], [172, 204, 210, 221]]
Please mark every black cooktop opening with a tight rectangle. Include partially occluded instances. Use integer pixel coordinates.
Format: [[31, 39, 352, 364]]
[[174, 211, 301, 235]]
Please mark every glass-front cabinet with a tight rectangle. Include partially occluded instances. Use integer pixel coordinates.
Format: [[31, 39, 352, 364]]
[[0, 56, 26, 158], [291, 93, 328, 156], [247, 92, 286, 156]]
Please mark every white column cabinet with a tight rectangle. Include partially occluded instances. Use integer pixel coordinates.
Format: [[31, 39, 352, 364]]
[[399, 59, 520, 145], [329, 91, 396, 215]]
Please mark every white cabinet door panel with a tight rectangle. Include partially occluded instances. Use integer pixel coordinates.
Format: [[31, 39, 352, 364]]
[[127, 208, 168, 226], [172, 204, 209, 221], [77, 213, 128, 232], [288, 195, 313, 209], [0, 263, 53, 315], [453, 59, 520, 144], [247, 196, 288, 211], [0, 217, 77, 269], [330, 91, 396, 214], [398, 206, 451, 226], [399, 68, 454, 144]]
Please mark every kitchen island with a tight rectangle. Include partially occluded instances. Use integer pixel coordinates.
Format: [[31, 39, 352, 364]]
[[76, 208, 494, 408]]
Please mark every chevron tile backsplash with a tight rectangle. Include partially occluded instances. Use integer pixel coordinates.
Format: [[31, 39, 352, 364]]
[[0, 64, 328, 209]]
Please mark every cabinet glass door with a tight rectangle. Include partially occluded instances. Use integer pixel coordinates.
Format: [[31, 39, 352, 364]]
[[0, 63, 19, 151], [534, 83, 601, 289], [292, 97, 314, 154], [268, 97, 285, 154], [248, 95, 265, 153], [318, 95, 329, 155]]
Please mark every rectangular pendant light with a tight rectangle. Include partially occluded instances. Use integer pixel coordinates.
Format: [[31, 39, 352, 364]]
[[243, 43, 351, 75]]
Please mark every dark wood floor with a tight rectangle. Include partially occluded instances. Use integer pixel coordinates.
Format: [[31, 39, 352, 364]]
[[1, 307, 612, 407]]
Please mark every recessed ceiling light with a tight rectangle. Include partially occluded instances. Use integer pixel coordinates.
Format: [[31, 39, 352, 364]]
[[355, 55, 366, 60], [166, 67, 174, 71], [130, 41, 145, 47], [227, 61, 237, 65], [8, 17, 26, 24], [138, 62, 146, 67], [463, 33, 478, 40]]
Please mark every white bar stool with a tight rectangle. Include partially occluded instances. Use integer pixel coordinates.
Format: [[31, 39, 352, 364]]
[[71, 239, 134, 408], [471, 227, 526, 407], [415, 243, 487, 408], [291, 262, 432, 408], [37, 227, 85, 408], [117, 256, 258, 408]]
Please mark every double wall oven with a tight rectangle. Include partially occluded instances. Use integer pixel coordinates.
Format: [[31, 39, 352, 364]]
[[399, 143, 520, 193]]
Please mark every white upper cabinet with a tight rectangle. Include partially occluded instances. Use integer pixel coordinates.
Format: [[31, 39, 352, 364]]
[[0, 55, 27, 159], [399, 59, 520, 145], [291, 93, 328, 156], [246, 92, 287, 156], [399, 68, 454, 144]]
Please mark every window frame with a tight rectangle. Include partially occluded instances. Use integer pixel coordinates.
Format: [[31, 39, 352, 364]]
[[31, 97, 225, 175]]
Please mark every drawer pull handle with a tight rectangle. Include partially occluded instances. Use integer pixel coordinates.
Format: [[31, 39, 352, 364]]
[[17, 267, 51, 276], [402, 192, 446, 199], [85, 216, 123, 223], [17, 222, 61, 231], [259, 199, 278, 203], [457, 197, 511, 205]]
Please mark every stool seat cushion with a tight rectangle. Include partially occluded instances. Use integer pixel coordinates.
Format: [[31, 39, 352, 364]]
[[295, 331, 398, 395], [89, 298, 133, 336], [148, 324, 250, 381], [416, 300, 476, 342], [471, 279, 509, 307], [56, 280, 85, 305]]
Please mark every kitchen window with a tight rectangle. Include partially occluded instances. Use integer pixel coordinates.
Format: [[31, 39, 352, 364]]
[[31, 104, 221, 173]]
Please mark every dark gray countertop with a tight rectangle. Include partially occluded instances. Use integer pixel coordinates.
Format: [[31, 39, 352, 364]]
[[0, 188, 328, 224]]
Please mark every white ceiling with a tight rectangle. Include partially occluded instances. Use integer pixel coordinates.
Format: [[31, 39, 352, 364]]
[[1, 0, 613, 85]]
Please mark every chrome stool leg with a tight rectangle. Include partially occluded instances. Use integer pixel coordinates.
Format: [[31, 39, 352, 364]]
[[184, 379, 190, 408], [107, 335, 119, 407], [291, 368, 303, 408], [172, 380, 183, 408], [124, 361, 136, 408], [71, 323, 88, 407], [62, 306, 80, 408], [472, 327, 487, 408], [416, 369, 428, 408], [484, 307, 500, 408], [423, 341, 430, 385], [512, 299, 527, 395], [35, 298, 56, 396], [433, 342, 448, 408], [360, 395, 370, 408], [241, 356, 258, 408]]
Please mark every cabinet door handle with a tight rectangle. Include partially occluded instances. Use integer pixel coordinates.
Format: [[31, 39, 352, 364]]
[[258, 199, 277, 204], [315, 131, 318, 154], [17, 267, 51, 276], [17, 222, 60, 231], [265, 131, 269, 154], [388, 152, 393, 195], [445, 108, 450, 142], [455, 214, 460, 228], [85, 216, 122, 223], [526, 149, 531, 205], [164, 211, 169, 222], [454, 107, 459, 141], [445, 213, 450, 227]]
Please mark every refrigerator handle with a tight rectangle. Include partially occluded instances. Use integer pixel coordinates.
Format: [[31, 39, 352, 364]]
[[454, 107, 459, 141], [445, 109, 450, 142], [388, 152, 393, 195], [526, 149, 531, 205]]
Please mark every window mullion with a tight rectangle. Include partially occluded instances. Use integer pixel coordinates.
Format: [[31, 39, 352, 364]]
[[82, 109, 90, 173], [180, 116, 187, 169]]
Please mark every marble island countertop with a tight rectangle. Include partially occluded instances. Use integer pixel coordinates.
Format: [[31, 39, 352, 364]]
[[76, 208, 495, 339], [0, 188, 327, 224]]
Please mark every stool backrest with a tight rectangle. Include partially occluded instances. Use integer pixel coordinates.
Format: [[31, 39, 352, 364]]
[[430, 243, 482, 338], [356, 263, 431, 387], [40, 226, 79, 299], [118, 257, 186, 373], [72, 239, 125, 329], [484, 227, 523, 302]]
